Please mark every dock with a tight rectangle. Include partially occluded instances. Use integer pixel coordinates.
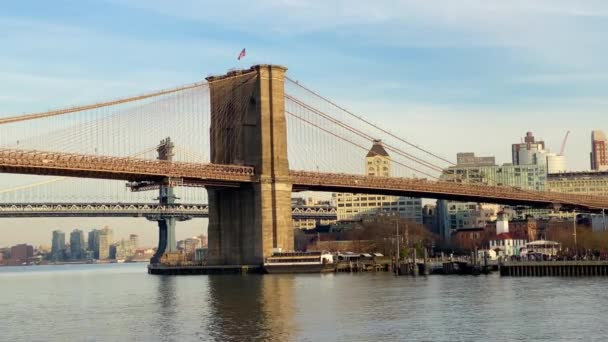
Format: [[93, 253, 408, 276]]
[[148, 264, 262, 275], [500, 261, 608, 277]]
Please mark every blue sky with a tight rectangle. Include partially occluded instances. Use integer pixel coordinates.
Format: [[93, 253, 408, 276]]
[[1, 0, 608, 245]]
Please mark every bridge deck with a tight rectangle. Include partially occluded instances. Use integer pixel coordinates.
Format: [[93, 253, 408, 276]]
[[0, 202, 337, 219], [2, 148, 608, 212]]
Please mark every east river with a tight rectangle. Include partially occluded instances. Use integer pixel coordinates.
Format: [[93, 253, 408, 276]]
[[1, 263, 607, 341]]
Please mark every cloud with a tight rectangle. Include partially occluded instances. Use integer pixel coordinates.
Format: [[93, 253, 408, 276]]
[[509, 73, 608, 85]]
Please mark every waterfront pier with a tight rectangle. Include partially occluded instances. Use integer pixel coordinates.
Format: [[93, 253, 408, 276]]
[[500, 261, 608, 277]]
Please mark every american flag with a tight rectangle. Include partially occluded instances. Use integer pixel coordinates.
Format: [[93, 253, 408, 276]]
[[237, 48, 246, 60]]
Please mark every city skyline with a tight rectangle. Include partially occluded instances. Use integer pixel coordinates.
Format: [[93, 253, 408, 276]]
[[0, 218, 205, 247], [2, 1, 608, 245], [1, 1, 607, 171], [3, 3, 608, 341]]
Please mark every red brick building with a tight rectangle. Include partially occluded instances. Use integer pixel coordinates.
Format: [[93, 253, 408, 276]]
[[9, 244, 33, 265]]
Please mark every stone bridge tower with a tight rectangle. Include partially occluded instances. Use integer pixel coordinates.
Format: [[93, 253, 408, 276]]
[[206, 65, 293, 265]]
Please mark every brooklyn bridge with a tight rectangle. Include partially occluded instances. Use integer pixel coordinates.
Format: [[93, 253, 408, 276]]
[[2, 64, 607, 265]]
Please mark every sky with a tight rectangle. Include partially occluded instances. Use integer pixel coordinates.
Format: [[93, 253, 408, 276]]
[[1, 0, 608, 246]]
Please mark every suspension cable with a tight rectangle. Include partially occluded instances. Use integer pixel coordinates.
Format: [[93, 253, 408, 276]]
[[286, 77, 455, 165]]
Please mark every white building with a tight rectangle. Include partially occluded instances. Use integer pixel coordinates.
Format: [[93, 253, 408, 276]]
[[334, 140, 422, 223], [488, 217, 526, 257], [546, 153, 567, 174]]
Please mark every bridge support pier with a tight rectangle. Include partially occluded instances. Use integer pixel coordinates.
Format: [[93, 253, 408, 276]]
[[150, 138, 179, 264], [206, 65, 293, 265]]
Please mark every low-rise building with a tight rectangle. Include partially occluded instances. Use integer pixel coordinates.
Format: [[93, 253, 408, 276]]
[[489, 233, 527, 257], [334, 140, 422, 224], [548, 171, 608, 197]]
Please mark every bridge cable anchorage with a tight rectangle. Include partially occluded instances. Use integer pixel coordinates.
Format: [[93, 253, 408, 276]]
[[285, 77, 455, 166], [286, 94, 445, 173], [285, 110, 439, 180]]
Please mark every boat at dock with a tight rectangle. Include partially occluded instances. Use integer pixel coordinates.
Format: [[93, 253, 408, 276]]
[[263, 251, 334, 274]]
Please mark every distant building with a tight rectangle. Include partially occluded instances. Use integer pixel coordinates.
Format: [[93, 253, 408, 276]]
[[488, 233, 527, 258], [511, 131, 567, 173], [114, 238, 135, 261], [98, 227, 113, 260], [456, 152, 496, 167], [51, 230, 66, 261], [488, 217, 527, 257], [129, 234, 139, 249], [485, 215, 538, 242], [512, 131, 546, 166], [10, 244, 33, 265], [591, 130, 608, 171], [546, 153, 567, 174], [436, 201, 498, 240], [70, 229, 86, 260], [548, 171, 608, 197], [442, 162, 548, 189], [422, 204, 437, 234], [292, 197, 337, 229], [438, 149, 546, 240], [195, 248, 208, 263], [334, 140, 422, 223], [198, 234, 208, 248], [184, 237, 202, 255], [88, 229, 100, 259]]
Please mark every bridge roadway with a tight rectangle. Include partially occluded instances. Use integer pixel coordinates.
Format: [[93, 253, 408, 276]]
[[0, 203, 338, 220], [0, 202, 337, 219], [1, 148, 608, 212]]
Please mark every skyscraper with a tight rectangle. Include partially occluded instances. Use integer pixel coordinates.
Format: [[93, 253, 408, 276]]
[[129, 234, 138, 249], [88, 229, 100, 259], [70, 229, 86, 260], [98, 226, 113, 260], [591, 130, 608, 171], [51, 230, 66, 261], [334, 140, 422, 223]]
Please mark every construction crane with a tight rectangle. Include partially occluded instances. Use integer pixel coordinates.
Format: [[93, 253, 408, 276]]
[[559, 130, 570, 156]]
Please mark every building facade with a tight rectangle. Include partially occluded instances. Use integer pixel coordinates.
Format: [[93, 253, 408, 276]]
[[88, 229, 100, 259], [591, 130, 608, 171], [70, 229, 86, 260], [292, 197, 337, 229], [98, 227, 113, 260], [129, 234, 138, 249], [442, 162, 548, 190], [437, 150, 547, 240], [548, 171, 608, 197], [114, 238, 136, 261], [334, 140, 422, 223], [51, 230, 66, 261], [10, 244, 34, 265], [512, 131, 546, 166]]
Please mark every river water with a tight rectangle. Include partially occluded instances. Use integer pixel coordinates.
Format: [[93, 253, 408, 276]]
[[1, 263, 607, 341]]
